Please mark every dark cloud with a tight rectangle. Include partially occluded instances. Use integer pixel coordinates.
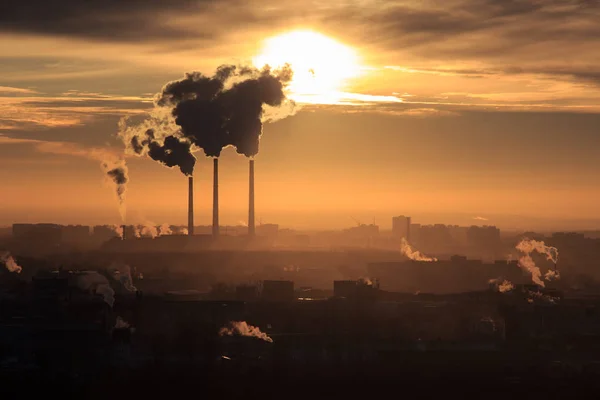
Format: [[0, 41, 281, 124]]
[[0, 0, 219, 40]]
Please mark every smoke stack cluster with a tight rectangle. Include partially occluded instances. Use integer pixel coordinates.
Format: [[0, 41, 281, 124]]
[[118, 63, 295, 231], [188, 176, 194, 236], [248, 159, 255, 236]]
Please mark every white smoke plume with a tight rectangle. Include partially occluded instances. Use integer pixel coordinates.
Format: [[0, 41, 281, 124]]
[[140, 224, 158, 238], [516, 238, 560, 287], [0, 251, 22, 273], [545, 269, 560, 281], [158, 223, 172, 236], [110, 224, 124, 239], [74, 272, 115, 307], [518, 255, 544, 287], [219, 321, 273, 343], [118, 107, 180, 156], [400, 238, 437, 262], [179, 227, 189, 235], [489, 278, 514, 293]]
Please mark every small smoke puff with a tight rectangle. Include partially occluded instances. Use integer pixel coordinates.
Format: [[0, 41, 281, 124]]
[[488, 278, 514, 293], [101, 159, 128, 222], [0, 251, 22, 273], [545, 269, 560, 281], [158, 223, 172, 236], [498, 280, 515, 293], [115, 316, 131, 329], [219, 321, 273, 343]]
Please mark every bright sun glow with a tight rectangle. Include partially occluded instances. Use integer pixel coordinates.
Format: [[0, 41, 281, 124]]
[[253, 30, 362, 103]]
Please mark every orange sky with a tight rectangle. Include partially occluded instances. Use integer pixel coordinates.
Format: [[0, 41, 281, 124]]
[[1, 1, 600, 230]]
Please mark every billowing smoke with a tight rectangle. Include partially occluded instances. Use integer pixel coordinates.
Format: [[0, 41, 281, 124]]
[[0, 251, 22, 273], [179, 227, 189, 235], [516, 239, 560, 287], [74, 272, 115, 308], [489, 278, 514, 293], [110, 224, 124, 239], [118, 64, 294, 175], [158, 223, 172, 236], [400, 238, 438, 262], [545, 269, 560, 281], [219, 321, 273, 343], [101, 159, 129, 221], [139, 224, 158, 238]]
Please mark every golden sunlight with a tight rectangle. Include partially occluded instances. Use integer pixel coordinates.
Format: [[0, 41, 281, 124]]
[[253, 30, 362, 103]]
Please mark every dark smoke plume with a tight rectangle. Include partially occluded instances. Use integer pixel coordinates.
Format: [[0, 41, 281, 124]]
[[158, 64, 293, 158], [101, 159, 128, 221], [119, 64, 293, 174]]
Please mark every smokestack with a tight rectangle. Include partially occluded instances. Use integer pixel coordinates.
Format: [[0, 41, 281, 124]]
[[213, 158, 219, 237], [248, 159, 255, 236], [188, 176, 194, 236], [122, 224, 126, 240]]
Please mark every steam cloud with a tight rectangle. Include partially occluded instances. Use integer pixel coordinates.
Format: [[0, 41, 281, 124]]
[[74, 272, 115, 307], [115, 316, 131, 329], [0, 251, 22, 273], [489, 278, 514, 293], [119, 64, 294, 175], [400, 238, 438, 262], [219, 321, 273, 343], [158, 223, 172, 236], [102, 159, 129, 221], [516, 238, 560, 287], [110, 224, 124, 239]]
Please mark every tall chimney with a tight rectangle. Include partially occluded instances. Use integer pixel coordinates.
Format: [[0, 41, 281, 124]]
[[188, 176, 194, 236], [248, 159, 255, 236], [212, 158, 219, 237]]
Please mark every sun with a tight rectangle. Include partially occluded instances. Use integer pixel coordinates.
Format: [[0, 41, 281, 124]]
[[253, 30, 362, 102]]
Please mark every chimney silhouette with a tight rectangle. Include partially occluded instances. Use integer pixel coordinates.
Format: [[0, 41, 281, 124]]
[[248, 159, 255, 236], [212, 158, 219, 237], [188, 176, 194, 236]]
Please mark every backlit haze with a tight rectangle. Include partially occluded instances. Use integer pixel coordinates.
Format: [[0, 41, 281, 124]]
[[1, 0, 600, 231]]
